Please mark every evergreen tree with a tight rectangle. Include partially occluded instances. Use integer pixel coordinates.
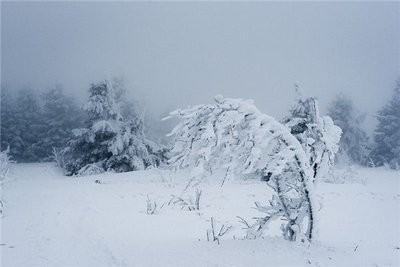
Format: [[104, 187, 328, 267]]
[[371, 80, 400, 169], [61, 81, 123, 174], [60, 80, 164, 175], [328, 94, 370, 166]]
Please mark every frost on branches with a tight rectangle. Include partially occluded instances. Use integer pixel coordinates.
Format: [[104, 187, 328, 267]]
[[283, 91, 341, 181], [59, 80, 165, 176], [166, 95, 316, 242]]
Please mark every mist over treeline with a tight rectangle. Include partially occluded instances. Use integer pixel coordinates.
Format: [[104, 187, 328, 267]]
[[2, 2, 399, 127], [1, 77, 399, 168], [0, 79, 174, 163]]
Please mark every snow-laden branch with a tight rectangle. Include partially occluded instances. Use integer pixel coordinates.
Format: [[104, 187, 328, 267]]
[[283, 94, 341, 182], [166, 95, 316, 242]]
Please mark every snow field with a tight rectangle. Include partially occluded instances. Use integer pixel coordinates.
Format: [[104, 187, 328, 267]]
[[1, 164, 399, 266]]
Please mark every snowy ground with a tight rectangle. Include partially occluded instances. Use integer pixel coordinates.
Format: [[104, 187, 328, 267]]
[[1, 163, 399, 267]]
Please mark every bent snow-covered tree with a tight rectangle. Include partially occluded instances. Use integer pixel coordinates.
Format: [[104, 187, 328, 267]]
[[60, 80, 165, 176], [283, 91, 341, 181], [166, 95, 316, 242]]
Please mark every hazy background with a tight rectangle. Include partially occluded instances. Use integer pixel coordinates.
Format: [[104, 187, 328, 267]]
[[1, 1, 399, 131]]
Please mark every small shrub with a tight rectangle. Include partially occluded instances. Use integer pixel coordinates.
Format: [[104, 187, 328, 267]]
[[146, 196, 164, 215], [169, 189, 202, 211], [206, 217, 232, 245]]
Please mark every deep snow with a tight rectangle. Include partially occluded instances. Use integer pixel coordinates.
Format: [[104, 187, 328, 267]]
[[1, 163, 399, 267]]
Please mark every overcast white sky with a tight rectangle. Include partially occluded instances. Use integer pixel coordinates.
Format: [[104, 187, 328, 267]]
[[1, 2, 399, 129]]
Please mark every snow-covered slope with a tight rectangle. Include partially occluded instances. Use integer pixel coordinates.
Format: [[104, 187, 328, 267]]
[[1, 164, 399, 266]]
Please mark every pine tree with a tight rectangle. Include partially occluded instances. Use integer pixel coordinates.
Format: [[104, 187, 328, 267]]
[[167, 95, 316, 242], [372, 80, 400, 169], [283, 90, 341, 181], [60, 80, 164, 175], [61, 81, 122, 174], [328, 94, 371, 166]]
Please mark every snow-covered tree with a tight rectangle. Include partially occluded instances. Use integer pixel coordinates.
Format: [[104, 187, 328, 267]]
[[60, 80, 165, 175], [371, 80, 400, 169], [166, 95, 316, 242], [283, 91, 341, 181], [328, 94, 371, 165]]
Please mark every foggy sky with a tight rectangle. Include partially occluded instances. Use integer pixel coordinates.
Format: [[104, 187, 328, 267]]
[[1, 2, 399, 130]]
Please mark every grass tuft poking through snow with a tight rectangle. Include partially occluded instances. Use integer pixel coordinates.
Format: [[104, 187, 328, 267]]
[[1, 163, 399, 266]]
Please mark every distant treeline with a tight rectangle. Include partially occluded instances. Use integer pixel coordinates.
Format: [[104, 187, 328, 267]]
[[327, 80, 400, 169], [0, 82, 171, 164], [1, 86, 84, 162], [1, 79, 399, 169]]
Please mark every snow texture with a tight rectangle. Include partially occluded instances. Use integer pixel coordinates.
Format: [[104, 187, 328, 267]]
[[1, 163, 399, 267]]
